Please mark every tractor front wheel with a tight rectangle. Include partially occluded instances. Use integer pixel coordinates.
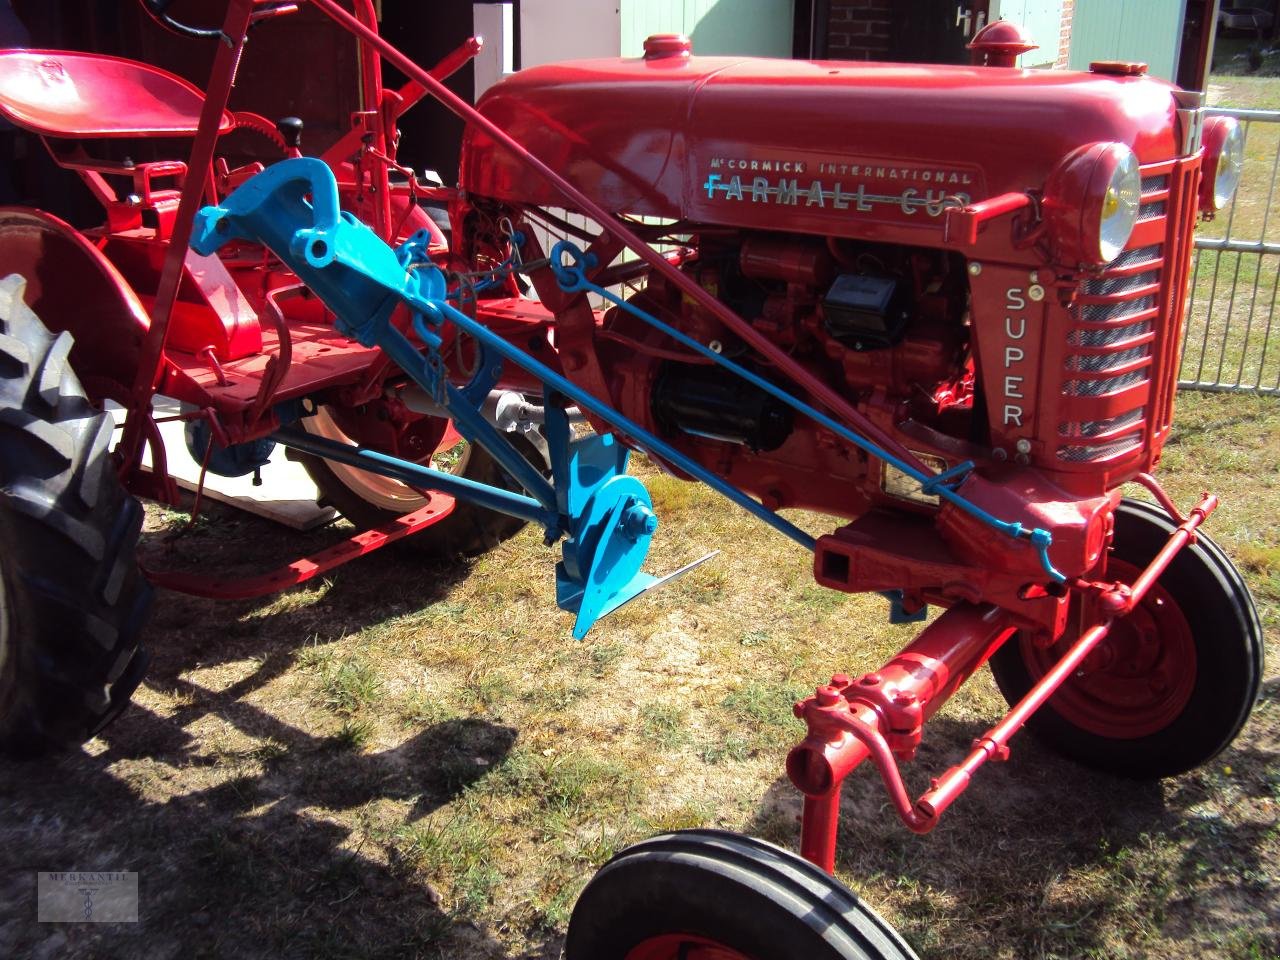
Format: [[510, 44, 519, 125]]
[[0, 275, 151, 758], [989, 498, 1263, 779], [565, 830, 919, 960]]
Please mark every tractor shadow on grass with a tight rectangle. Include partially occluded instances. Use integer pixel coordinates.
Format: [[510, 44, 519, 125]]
[[0, 704, 537, 959], [136, 496, 483, 691], [743, 689, 1280, 960], [0, 503, 571, 959]]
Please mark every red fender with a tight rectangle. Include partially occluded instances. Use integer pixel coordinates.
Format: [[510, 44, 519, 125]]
[[0, 207, 149, 403]]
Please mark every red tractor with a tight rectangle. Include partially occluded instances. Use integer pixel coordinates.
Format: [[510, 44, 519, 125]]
[[0, 3, 1262, 958]]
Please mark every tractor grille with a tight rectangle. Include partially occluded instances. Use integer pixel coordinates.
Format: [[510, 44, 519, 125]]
[[1054, 176, 1171, 465]]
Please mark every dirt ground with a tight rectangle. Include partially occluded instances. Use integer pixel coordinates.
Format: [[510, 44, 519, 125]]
[[0, 392, 1277, 960]]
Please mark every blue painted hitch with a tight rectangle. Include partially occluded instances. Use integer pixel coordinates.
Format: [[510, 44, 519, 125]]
[[191, 158, 707, 638]]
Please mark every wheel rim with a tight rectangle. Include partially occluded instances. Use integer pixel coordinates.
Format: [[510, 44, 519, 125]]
[[304, 407, 471, 512], [625, 934, 757, 960], [1021, 558, 1197, 738]]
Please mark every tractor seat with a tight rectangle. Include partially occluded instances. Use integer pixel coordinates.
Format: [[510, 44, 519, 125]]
[[0, 49, 233, 139]]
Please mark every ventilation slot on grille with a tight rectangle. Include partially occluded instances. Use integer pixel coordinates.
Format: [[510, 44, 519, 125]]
[[1140, 175, 1169, 193], [1064, 344, 1151, 373], [1059, 408, 1146, 439], [1139, 201, 1167, 221], [1057, 432, 1144, 462], [1080, 294, 1157, 323], [1068, 320, 1153, 347], [1063, 368, 1149, 397], [1106, 244, 1162, 270], [1083, 269, 1159, 297]]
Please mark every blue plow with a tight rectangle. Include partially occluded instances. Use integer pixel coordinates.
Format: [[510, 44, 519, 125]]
[[190, 158, 713, 638]]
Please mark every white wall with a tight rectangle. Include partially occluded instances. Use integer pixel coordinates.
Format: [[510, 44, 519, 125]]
[[520, 0, 622, 68]]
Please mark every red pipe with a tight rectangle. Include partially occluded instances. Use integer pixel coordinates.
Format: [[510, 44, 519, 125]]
[[123, 0, 257, 469], [793, 491, 1220, 859], [943, 191, 1033, 246], [800, 791, 842, 873], [789, 603, 1017, 863], [350, 0, 392, 239], [304, 0, 932, 478]]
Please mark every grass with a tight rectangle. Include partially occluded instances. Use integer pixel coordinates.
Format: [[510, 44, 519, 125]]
[[2, 399, 1270, 959]]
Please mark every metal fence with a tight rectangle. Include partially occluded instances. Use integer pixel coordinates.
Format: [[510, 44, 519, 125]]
[[1180, 106, 1280, 394]]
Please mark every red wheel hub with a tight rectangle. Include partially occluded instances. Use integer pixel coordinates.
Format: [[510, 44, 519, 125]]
[[625, 934, 757, 960], [1022, 558, 1197, 738]]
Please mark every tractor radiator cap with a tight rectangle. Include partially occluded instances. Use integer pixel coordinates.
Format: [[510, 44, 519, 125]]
[[644, 34, 692, 60], [967, 20, 1037, 67]]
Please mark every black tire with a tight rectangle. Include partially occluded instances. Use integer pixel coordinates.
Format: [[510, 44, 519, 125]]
[[298, 410, 543, 558], [989, 498, 1263, 780], [0, 274, 152, 758], [566, 829, 919, 960]]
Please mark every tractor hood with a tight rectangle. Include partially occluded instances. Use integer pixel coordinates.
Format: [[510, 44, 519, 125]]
[[459, 54, 1185, 240]]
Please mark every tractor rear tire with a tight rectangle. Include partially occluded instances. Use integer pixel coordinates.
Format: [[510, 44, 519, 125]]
[[0, 274, 152, 758], [299, 406, 542, 558], [565, 830, 920, 960], [988, 498, 1263, 780]]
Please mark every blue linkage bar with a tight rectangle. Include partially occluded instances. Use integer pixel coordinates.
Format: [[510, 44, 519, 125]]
[[407, 301, 819, 554], [548, 240, 1065, 584], [275, 425, 557, 527]]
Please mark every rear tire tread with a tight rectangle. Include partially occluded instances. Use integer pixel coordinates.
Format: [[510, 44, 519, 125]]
[[0, 274, 151, 758]]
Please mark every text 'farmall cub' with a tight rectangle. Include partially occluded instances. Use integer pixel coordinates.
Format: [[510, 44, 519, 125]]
[[0, 5, 1262, 958]]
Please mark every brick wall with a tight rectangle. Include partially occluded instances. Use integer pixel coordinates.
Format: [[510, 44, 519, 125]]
[[1057, 0, 1074, 68], [826, 0, 892, 61]]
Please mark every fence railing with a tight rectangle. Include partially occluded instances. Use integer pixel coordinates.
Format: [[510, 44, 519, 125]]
[[1180, 106, 1280, 394]]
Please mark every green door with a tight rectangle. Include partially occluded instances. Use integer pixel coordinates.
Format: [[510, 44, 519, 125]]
[[996, 0, 1066, 68], [621, 0, 796, 58], [1067, 0, 1185, 81]]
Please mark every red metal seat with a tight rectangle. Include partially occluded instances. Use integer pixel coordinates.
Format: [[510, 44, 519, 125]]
[[0, 49, 233, 138]]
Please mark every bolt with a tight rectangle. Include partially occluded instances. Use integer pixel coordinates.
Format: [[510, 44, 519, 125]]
[[1028, 271, 1039, 283], [815, 685, 842, 707], [621, 501, 658, 540], [893, 691, 916, 707], [992, 447, 1008, 461], [1027, 283, 1046, 302], [708, 339, 723, 354], [968, 262, 983, 276], [860, 672, 882, 686], [830, 673, 851, 687], [1015, 438, 1032, 454]]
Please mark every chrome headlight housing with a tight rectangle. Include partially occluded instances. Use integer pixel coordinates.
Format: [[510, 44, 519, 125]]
[[1098, 147, 1142, 263], [1202, 116, 1244, 212], [1043, 142, 1143, 267]]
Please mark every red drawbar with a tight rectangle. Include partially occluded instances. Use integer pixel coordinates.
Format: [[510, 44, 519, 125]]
[[143, 498, 456, 600]]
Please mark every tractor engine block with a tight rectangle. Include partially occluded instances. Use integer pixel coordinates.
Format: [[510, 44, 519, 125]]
[[598, 231, 972, 522]]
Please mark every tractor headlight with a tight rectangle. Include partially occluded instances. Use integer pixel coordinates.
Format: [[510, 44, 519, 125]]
[[1097, 148, 1141, 263], [1043, 142, 1143, 267], [1201, 116, 1244, 212]]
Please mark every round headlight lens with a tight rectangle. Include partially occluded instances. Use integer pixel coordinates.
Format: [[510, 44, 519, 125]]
[[1098, 147, 1141, 263], [1213, 120, 1244, 210]]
